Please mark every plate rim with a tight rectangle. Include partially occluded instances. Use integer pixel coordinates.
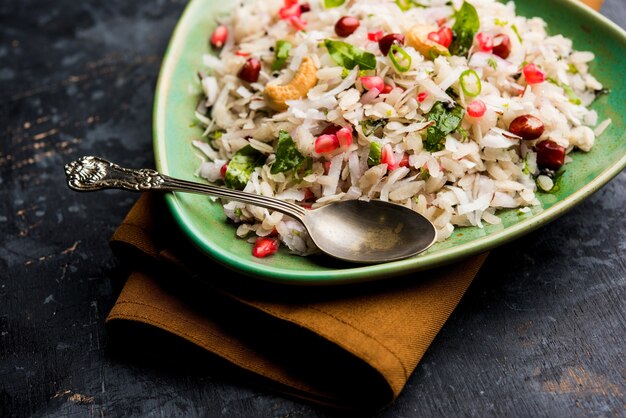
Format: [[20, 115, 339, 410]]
[[154, 0, 626, 285]]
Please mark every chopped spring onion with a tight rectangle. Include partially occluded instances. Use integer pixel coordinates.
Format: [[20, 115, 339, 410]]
[[459, 69, 482, 97], [271, 40, 292, 71], [388, 44, 412, 72]]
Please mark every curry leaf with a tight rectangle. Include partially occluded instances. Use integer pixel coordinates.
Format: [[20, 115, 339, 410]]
[[270, 130, 307, 174], [324, 39, 377, 70], [449, 1, 480, 57], [224, 145, 266, 190], [424, 102, 465, 152]]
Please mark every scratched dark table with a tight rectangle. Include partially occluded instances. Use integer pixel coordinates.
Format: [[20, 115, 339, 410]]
[[1, 0, 625, 416]]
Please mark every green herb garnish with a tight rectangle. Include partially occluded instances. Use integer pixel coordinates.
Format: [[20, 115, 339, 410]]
[[511, 24, 523, 43], [367, 142, 382, 166], [324, 39, 377, 70], [449, 1, 480, 57], [270, 130, 308, 175], [488, 57, 498, 70], [271, 40, 292, 71], [567, 63, 579, 74], [547, 77, 582, 105], [359, 119, 388, 136], [424, 101, 465, 152], [395, 0, 427, 11], [494, 18, 508, 27], [224, 145, 266, 190]]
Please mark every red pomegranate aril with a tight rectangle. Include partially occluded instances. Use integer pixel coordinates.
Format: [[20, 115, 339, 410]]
[[302, 188, 314, 201], [417, 92, 428, 102], [335, 16, 360, 37], [381, 144, 397, 170], [279, 3, 301, 19], [492, 34, 512, 59], [509, 114, 545, 140], [360, 76, 384, 92], [476, 32, 493, 52], [437, 26, 453, 48], [368, 30, 383, 42], [235, 50, 249, 57], [523, 63, 546, 84], [398, 153, 409, 167], [237, 58, 261, 83], [436, 17, 447, 27], [336, 127, 353, 148], [378, 33, 405, 56], [535, 140, 566, 170], [220, 163, 228, 178], [288, 16, 307, 30], [252, 237, 279, 258], [427, 31, 441, 44], [467, 99, 487, 118], [382, 84, 394, 94], [210, 25, 228, 49], [300, 3, 311, 13], [284, 0, 298, 6], [323, 161, 331, 174], [315, 134, 340, 154]]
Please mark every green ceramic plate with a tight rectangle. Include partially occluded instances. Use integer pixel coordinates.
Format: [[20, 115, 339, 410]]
[[154, 0, 626, 285]]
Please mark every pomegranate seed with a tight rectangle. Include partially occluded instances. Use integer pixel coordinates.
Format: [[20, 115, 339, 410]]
[[398, 154, 409, 167], [476, 32, 493, 52], [220, 163, 228, 178], [522, 63, 546, 84], [535, 140, 565, 170], [509, 114, 545, 140], [439, 27, 453, 48], [492, 34, 512, 59], [336, 126, 353, 148], [467, 99, 487, 118], [210, 25, 228, 49], [368, 30, 383, 42], [284, 0, 298, 6], [235, 50, 249, 57], [417, 92, 428, 102], [378, 33, 405, 56], [315, 134, 340, 154], [360, 76, 384, 92], [300, 3, 311, 13], [252, 237, 279, 258], [335, 16, 360, 37], [382, 84, 394, 94], [288, 15, 307, 30], [302, 188, 314, 201], [268, 228, 279, 237], [436, 17, 447, 26], [301, 203, 313, 209], [323, 161, 332, 174], [237, 58, 261, 83], [427, 31, 441, 44], [381, 143, 397, 170], [279, 3, 301, 19]]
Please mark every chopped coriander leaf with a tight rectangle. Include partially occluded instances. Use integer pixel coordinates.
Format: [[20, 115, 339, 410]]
[[359, 119, 388, 136], [449, 1, 480, 57], [494, 18, 508, 26], [224, 145, 266, 190], [424, 102, 465, 152], [567, 63, 579, 74], [270, 130, 308, 174], [488, 57, 498, 70], [324, 39, 377, 70], [511, 24, 523, 43]]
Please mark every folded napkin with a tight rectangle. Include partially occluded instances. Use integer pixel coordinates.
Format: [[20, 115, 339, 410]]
[[107, 193, 487, 410]]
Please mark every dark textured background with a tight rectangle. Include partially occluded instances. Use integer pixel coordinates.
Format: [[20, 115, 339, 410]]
[[1, 0, 624, 416]]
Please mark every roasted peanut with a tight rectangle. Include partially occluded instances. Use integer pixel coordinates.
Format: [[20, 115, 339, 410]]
[[405, 25, 449, 59], [509, 114, 545, 140], [264, 57, 318, 111]]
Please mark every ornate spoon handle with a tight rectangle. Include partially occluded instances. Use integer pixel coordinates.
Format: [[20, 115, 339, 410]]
[[64, 156, 307, 219]]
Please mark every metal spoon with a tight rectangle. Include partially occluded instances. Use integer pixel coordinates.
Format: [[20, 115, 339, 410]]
[[64, 156, 437, 263]]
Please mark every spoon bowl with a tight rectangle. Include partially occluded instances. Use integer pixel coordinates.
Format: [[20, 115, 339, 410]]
[[65, 156, 437, 263]]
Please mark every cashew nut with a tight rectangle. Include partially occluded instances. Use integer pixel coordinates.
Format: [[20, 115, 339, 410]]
[[264, 56, 318, 111], [406, 25, 449, 59]]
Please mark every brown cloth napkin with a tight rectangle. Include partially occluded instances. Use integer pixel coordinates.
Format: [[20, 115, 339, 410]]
[[107, 193, 486, 410]]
